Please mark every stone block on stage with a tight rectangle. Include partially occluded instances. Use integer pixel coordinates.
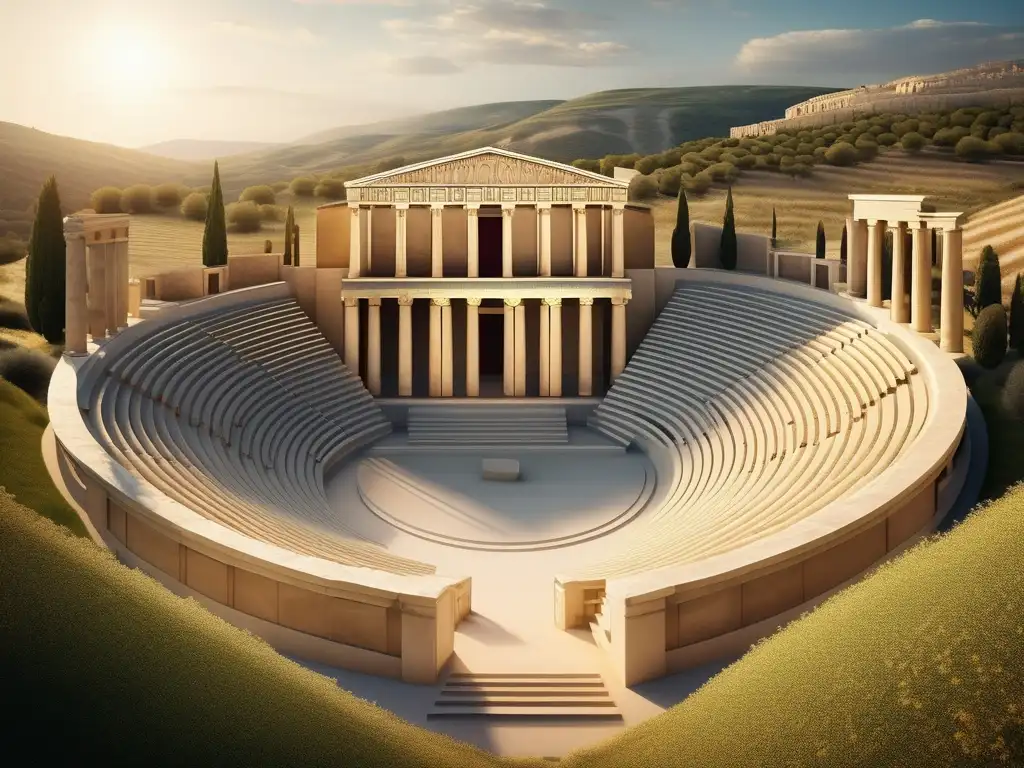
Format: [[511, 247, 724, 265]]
[[482, 458, 520, 482]]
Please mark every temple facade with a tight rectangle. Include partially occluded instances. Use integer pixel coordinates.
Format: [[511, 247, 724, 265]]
[[315, 147, 656, 399]]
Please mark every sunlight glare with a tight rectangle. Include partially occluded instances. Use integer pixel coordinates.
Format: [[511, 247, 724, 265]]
[[85, 22, 173, 98]]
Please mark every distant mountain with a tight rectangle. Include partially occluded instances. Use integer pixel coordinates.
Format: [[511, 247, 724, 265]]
[[140, 139, 283, 162]]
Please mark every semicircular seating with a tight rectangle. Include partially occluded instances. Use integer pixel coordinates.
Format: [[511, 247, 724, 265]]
[[574, 282, 927, 582], [85, 296, 434, 576]]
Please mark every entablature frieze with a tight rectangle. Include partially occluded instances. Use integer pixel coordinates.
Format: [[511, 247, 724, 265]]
[[341, 277, 632, 303], [348, 185, 628, 206]]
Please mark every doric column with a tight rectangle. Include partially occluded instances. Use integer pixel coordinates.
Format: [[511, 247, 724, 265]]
[[395, 205, 408, 278], [503, 298, 518, 396], [912, 222, 933, 333], [890, 221, 909, 323], [578, 297, 594, 396], [514, 300, 526, 397], [86, 244, 107, 340], [430, 205, 444, 278], [366, 206, 373, 274], [539, 300, 550, 397], [367, 297, 382, 396], [574, 205, 588, 277], [849, 218, 868, 299], [429, 298, 443, 397], [546, 297, 563, 397], [441, 298, 453, 397], [344, 297, 360, 376], [348, 205, 361, 278], [501, 205, 515, 277], [866, 219, 885, 308], [538, 204, 552, 277], [611, 204, 626, 278], [940, 228, 964, 353], [466, 298, 481, 397], [398, 295, 413, 396], [611, 297, 628, 382], [64, 232, 88, 354], [467, 206, 480, 278], [117, 239, 129, 329]]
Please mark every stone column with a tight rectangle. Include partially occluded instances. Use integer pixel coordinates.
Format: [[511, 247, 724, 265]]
[[940, 228, 964, 354], [611, 297, 628, 382], [849, 218, 868, 299], [466, 298, 480, 397], [890, 221, 909, 323], [467, 206, 480, 278], [398, 296, 413, 396], [578, 297, 594, 396], [349, 205, 361, 278], [538, 204, 552, 276], [395, 206, 408, 278], [611, 204, 626, 278], [367, 298, 382, 396], [117, 239, 129, 329], [539, 300, 550, 397], [429, 298, 443, 397], [912, 223, 933, 333], [514, 300, 526, 397], [574, 205, 588, 278], [501, 206, 515, 278], [866, 219, 885, 308], [104, 243, 118, 337], [86, 244, 107, 340], [430, 205, 444, 278], [503, 298, 517, 396], [344, 297, 360, 376], [64, 232, 88, 354], [441, 298, 453, 397], [365, 206, 373, 274], [546, 297, 563, 397]]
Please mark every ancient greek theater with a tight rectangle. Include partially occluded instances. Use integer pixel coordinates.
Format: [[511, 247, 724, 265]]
[[47, 148, 972, 735]]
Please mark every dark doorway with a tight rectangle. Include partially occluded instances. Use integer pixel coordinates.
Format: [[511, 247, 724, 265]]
[[207, 273, 220, 295], [478, 214, 503, 278], [479, 312, 504, 377]]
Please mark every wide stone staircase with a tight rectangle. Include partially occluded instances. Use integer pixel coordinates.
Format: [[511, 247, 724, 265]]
[[427, 672, 622, 721], [407, 405, 569, 447]]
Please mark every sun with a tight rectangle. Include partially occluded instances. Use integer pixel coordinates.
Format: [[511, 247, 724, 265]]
[[85, 23, 172, 97]]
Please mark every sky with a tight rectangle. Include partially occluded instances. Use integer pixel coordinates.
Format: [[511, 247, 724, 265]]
[[0, 0, 1021, 148]]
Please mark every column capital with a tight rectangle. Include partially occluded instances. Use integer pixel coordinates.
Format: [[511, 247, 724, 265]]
[[398, 294, 414, 307], [543, 297, 562, 307], [501, 205, 516, 217], [504, 297, 522, 308], [432, 297, 450, 307], [349, 204, 361, 214], [431, 204, 445, 214], [467, 206, 479, 217], [536, 203, 552, 212], [611, 206, 626, 217], [579, 297, 595, 307], [611, 297, 629, 307], [367, 297, 382, 307], [344, 297, 360, 308], [466, 297, 482, 307], [572, 203, 588, 211]]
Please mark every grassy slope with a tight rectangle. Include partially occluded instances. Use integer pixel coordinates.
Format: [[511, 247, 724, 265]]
[[649, 151, 1024, 265], [0, 492, 542, 768], [962, 194, 1024, 293], [0, 379, 85, 536]]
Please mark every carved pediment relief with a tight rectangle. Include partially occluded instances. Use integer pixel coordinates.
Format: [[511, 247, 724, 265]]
[[366, 152, 607, 187]]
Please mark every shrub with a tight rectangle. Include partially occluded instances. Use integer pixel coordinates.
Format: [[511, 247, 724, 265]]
[[0, 235, 27, 266], [290, 177, 317, 197], [900, 132, 926, 153], [571, 158, 600, 173], [794, 154, 815, 167], [153, 183, 183, 209], [787, 163, 813, 178], [226, 201, 262, 233], [1009, 273, 1024, 351], [854, 138, 879, 161], [796, 142, 815, 156], [119, 185, 154, 214], [975, 245, 1002, 315], [634, 154, 663, 175], [627, 174, 659, 202], [707, 162, 738, 183], [813, 146, 829, 161], [825, 142, 858, 166], [271, 181, 291, 193], [180, 192, 208, 222], [956, 136, 992, 162], [933, 126, 970, 147], [0, 299, 31, 330], [90, 187, 123, 214], [239, 186, 276, 205], [686, 172, 712, 195], [949, 109, 977, 128], [314, 179, 346, 200], [0, 347, 56, 402], [1001, 360, 1024, 419], [972, 304, 1007, 369], [876, 132, 899, 147], [263, 239, 273, 254], [735, 154, 757, 169], [259, 204, 283, 223], [657, 166, 684, 197]]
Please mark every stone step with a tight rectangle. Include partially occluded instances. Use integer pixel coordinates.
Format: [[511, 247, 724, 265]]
[[428, 672, 620, 721]]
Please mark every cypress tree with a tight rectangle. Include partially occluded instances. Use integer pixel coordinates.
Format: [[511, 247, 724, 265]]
[[24, 176, 66, 344], [1009, 273, 1024, 351], [283, 205, 294, 265], [202, 161, 228, 268], [771, 207, 777, 248], [670, 186, 691, 268], [293, 224, 301, 267], [719, 187, 737, 270], [815, 220, 826, 259], [840, 223, 848, 262], [974, 245, 1002, 316], [931, 228, 938, 266]]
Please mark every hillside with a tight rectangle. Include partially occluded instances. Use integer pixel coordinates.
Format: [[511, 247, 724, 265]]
[[962, 193, 1024, 291], [140, 139, 283, 162]]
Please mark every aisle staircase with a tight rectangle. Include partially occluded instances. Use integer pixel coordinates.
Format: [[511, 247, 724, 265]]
[[407, 405, 569, 447], [427, 673, 622, 721]]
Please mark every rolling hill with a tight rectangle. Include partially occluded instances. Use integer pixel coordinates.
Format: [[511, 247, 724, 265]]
[[139, 139, 283, 162]]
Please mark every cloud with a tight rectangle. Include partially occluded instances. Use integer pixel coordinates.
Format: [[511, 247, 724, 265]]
[[735, 19, 1024, 80], [209, 21, 320, 45], [381, 0, 628, 68], [388, 54, 463, 75]]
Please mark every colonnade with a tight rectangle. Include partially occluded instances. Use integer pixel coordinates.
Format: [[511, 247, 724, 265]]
[[343, 295, 628, 398], [348, 202, 627, 279], [845, 215, 964, 353], [63, 215, 131, 354]]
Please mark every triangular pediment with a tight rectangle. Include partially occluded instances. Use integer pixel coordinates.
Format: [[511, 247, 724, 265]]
[[347, 147, 626, 188]]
